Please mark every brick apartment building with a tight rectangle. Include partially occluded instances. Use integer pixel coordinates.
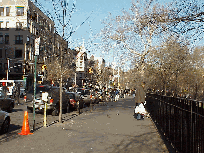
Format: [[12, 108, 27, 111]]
[[0, 0, 68, 89]]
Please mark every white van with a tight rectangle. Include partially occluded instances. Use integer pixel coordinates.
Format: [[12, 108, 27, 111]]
[[0, 80, 15, 97], [0, 80, 26, 98]]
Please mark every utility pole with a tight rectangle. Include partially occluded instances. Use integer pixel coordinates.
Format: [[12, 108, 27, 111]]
[[33, 37, 40, 130], [6, 58, 9, 86]]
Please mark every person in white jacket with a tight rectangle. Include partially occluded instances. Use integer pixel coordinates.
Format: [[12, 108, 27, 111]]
[[135, 102, 146, 115]]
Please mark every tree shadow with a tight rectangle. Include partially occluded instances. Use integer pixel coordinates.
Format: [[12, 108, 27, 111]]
[[11, 109, 23, 113]]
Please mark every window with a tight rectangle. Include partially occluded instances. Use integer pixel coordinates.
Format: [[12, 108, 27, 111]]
[[5, 48, 7, 58], [27, 23, 30, 30], [6, 7, 10, 16], [0, 63, 2, 71], [26, 50, 29, 60], [0, 22, 3, 29], [15, 35, 23, 44], [15, 49, 22, 58], [0, 7, 4, 16], [16, 7, 24, 16], [16, 22, 23, 30], [4, 63, 7, 71], [6, 21, 9, 29], [80, 61, 83, 67], [27, 36, 30, 44], [0, 35, 3, 44], [14, 63, 22, 73], [5, 35, 9, 44], [0, 48, 2, 58], [80, 56, 83, 60]]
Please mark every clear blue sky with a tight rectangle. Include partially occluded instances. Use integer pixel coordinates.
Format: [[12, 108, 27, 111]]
[[37, 0, 135, 69], [35, 0, 203, 70]]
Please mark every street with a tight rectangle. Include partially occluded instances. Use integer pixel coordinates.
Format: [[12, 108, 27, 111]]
[[0, 96, 175, 153]]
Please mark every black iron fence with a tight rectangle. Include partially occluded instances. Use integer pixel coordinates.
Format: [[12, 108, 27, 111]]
[[146, 93, 204, 153]]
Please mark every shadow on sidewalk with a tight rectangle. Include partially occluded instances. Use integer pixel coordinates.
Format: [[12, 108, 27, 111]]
[[108, 131, 176, 153], [150, 119, 177, 153], [12, 109, 23, 113], [0, 124, 22, 144]]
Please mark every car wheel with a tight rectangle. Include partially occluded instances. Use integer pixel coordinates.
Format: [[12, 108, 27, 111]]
[[80, 102, 83, 109], [52, 107, 59, 116], [1, 117, 10, 134], [20, 94, 23, 98], [7, 104, 13, 113], [66, 102, 70, 113], [27, 107, 33, 113]]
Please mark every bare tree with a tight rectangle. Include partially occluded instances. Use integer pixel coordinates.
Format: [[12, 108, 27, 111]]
[[100, 0, 204, 94], [101, 0, 203, 65], [46, 54, 74, 84]]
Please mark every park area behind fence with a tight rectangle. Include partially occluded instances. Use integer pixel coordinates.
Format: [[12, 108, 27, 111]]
[[146, 93, 204, 153]]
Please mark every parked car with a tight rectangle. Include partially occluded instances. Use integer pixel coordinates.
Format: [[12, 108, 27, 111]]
[[46, 87, 70, 115], [0, 91, 15, 113], [0, 81, 15, 98], [66, 92, 83, 110], [76, 88, 84, 95], [0, 109, 10, 134], [90, 91, 100, 104], [25, 85, 51, 102], [27, 86, 70, 116], [80, 89, 92, 107], [20, 87, 26, 98], [97, 91, 103, 102]]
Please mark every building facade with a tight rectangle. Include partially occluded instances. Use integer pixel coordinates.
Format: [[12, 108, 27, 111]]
[[0, 0, 68, 90], [75, 42, 88, 87]]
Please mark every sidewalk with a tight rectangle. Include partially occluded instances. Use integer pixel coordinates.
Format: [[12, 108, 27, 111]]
[[0, 99, 174, 153]]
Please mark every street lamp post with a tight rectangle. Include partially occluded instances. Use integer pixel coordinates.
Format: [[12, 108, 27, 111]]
[[6, 58, 10, 86]]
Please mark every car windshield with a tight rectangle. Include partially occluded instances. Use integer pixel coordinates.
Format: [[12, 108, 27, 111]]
[[77, 89, 83, 93], [0, 91, 5, 98], [68, 93, 75, 99], [81, 90, 90, 95], [28, 86, 50, 94]]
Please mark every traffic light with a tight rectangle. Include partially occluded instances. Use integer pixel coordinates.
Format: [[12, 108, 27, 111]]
[[88, 68, 93, 73], [25, 62, 30, 74], [42, 65, 46, 72]]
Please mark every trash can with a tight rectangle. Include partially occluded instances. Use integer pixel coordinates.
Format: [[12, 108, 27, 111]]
[[137, 113, 141, 120]]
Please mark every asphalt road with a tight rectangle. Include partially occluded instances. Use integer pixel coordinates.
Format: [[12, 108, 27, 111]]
[[0, 98, 80, 144], [0, 96, 175, 153]]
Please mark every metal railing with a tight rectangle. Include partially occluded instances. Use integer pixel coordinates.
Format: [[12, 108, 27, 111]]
[[146, 93, 204, 153]]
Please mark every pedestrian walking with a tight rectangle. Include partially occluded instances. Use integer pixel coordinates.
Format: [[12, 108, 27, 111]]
[[111, 89, 115, 102], [15, 83, 21, 105], [134, 82, 146, 106], [115, 89, 119, 101], [132, 89, 135, 97]]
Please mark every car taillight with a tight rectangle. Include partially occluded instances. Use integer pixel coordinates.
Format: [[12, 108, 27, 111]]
[[50, 99, 53, 104], [70, 99, 76, 103]]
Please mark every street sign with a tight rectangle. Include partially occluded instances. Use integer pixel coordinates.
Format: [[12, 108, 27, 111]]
[[114, 75, 120, 78], [42, 92, 48, 102], [35, 37, 40, 55]]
